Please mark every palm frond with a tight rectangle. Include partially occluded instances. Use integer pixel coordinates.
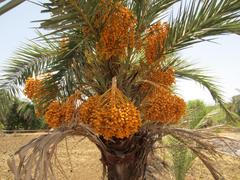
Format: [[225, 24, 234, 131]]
[[144, 123, 240, 179], [129, 0, 180, 32], [37, 0, 100, 38], [39, 0, 180, 39], [8, 126, 106, 179], [164, 127, 224, 180], [167, 100, 208, 180], [165, 0, 240, 53], [164, 57, 235, 123], [0, 0, 25, 16], [187, 100, 208, 129], [17, 100, 36, 121], [39, 42, 89, 104], [0, 39, 59, 96]]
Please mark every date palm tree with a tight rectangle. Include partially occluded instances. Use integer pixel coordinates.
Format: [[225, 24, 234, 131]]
[[1, 0, 240, 179]]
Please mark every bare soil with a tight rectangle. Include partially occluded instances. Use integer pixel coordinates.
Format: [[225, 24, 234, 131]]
[[0, 132, 240, 180]]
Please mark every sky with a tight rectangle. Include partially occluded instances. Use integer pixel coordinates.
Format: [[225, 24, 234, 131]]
[[0, 1, 240, 105]]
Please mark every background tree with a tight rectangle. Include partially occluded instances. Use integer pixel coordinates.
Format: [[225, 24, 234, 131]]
[[4, 98, 45, 130], [4, 98, 23, 130], [1, 0, 240, 179]]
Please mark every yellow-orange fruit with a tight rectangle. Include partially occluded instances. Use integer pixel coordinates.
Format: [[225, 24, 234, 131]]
[[62, 91, 81, 123], [24, 78, 45, 117], [141, 67, 175, 93], [141, 87, 186, 124], [92, 102, 141, 139], [44, 101, 63, 128], [60, 37, 69, 51], [77, 95, 100, 125], [24, 78, 42, 100], [96, 1, 136, 60], [78, 89, 141, 139], [145, 22, 169, 64], [44, 91, 81, 128], [24, 77, 58, 117]]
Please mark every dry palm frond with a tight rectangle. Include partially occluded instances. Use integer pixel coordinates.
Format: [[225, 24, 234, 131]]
[[7, 125, 106, 180]]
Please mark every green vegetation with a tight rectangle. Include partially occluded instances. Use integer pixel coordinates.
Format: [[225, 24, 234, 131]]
[[187, 100, 208, 128], [0, 122, 4, 130], [169, 100, 208, 180], [3, 98, 46, 130], [1, 0, 240, 179], [169, 98, 240, 180], [231, 94, 240, 116], [0, 89, 11, 125], [1, 88, 46, 130], [169, 138, 196, 180]]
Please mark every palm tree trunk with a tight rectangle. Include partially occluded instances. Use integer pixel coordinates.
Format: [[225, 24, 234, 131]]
[[102, 150, 148, 180], [99, 135, 154, 180]]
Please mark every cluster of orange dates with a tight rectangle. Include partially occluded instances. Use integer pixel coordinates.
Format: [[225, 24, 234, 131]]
[[24, 1, 186, 139], [78, 88, 141, 139], [96, 1, 136, 60], [141, 87, 186, 124], [44, 92, 80, 127], [145, 22, 169, 64], [139, 67, 186, 125], [24, 75, 185, 138], [24, 78, 49, 117]]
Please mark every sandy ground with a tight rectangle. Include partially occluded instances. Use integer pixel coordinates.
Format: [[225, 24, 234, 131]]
[[0, 132, 240, 180], [0, 133, 102, 180]]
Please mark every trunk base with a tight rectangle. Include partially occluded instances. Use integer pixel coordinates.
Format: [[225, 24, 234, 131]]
[[99, 135, 155, 180]]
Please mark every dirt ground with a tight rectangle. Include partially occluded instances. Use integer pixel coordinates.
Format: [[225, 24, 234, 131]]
[[0, 132, 240, 180]]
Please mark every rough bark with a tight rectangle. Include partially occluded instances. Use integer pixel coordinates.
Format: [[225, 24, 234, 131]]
[[99, 134, 155, 180]]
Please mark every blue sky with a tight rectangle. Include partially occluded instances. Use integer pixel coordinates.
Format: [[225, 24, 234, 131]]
[[0, 1, 240, 104]]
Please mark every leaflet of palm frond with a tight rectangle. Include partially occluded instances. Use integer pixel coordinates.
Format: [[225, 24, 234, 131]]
[[0, 0, 25, 15], [0, 40, 60, 97], [168, 137, 196, 180], [163, 57, 237, 123], [7, 126, 106, 180], [127, 0, 180, 34], [36, 0, 99, 39], [16, 101, 36, 121], [164, 0, 240, 54]]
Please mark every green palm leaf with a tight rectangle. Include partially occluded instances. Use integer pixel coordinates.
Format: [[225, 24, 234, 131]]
[[165, 0, 240, 53], [37, 0, 100, 38], [0, 0, 25, 15], [166, 57, 235, 122], [128, 0, 180, 32], [0, 38, 59, 96]]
